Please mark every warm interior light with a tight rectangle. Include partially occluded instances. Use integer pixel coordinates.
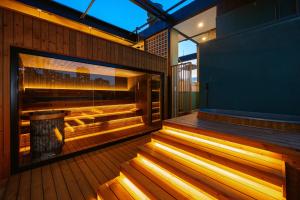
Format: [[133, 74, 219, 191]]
[[81, 112, 95, 120], [21, 110, 140, 129], [65, 122, 144, 142], [107, 116, 143, 124], [74, 119, 85, 126], [23, 86, 129, 91], [65, 116, 143, 132], [118, 173, 150, 200], [54, 128, 63, 142], [19, 146, 30, 153], [21, 103, 137, 114], [151, 141, 283, 199], [162, 127, 283, 169], [64, 122, 74, 132], [65, 110, 137, 121], [198, 22, 204, 28], [136, 156, 216, 200], [202, 37, 207, 41]]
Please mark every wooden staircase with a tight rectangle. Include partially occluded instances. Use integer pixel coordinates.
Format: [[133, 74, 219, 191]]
[[97, 125, 286, 200]]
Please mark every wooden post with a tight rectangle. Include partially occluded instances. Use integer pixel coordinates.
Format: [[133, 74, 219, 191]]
[[286, 162, 300, 200]]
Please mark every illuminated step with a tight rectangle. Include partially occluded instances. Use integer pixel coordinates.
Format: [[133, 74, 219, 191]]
[[133, 154, 229, 200], [158, 126, 284, 177], [151, 133, 283, 188], [130, 157, 216, 200], [138, 145, 245, 200], [142, 141, 285, 200], [97, 174, 149, 200], [98, 124, 286, 200], [120, 162, 175, 199]]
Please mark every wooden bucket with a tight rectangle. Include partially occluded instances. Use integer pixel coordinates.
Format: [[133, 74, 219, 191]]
[[30, 110, 66, 160]]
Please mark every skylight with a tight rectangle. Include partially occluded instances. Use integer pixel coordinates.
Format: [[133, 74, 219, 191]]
[[88, 0, 148, 32], [52, 0, 195, 33]]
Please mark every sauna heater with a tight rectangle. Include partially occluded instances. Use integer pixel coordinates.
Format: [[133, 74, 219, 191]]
[[11, 48, 163, 172]]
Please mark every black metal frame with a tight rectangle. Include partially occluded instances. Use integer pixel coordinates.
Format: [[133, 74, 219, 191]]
[[10, 46, 164, 174], [139, 0, 217, 39], [178, 53, 197, 63]]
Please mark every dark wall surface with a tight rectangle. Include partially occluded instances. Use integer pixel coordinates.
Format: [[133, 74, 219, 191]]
[[200, 16, 300, 116], [217, 0, 299, 37]]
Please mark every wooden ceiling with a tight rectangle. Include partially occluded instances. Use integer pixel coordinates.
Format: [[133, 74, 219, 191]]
[[19, 53, 145, 78]]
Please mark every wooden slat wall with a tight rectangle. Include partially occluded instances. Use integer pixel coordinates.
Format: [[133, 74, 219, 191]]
[[0, 7, 167, 180]]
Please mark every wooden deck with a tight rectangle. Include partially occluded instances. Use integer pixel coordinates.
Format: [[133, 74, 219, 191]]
[[165, 112, 300, 156], [0, 135, 151, 200]]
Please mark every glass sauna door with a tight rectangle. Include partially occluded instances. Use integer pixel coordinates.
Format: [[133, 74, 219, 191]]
[[16, 53, 162, 168]]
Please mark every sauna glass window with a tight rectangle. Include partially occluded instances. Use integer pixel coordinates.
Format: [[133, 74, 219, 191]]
[[17, 53, 162, 168]]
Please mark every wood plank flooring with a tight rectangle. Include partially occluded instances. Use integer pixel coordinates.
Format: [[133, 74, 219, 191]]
[[0, 135, 150, 200], [164, 113, 300, 156]]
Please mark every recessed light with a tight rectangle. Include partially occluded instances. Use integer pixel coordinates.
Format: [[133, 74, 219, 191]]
[[37, 9, 42, 12], [198, 22, 204, 28], [202, 37, 207, 41]]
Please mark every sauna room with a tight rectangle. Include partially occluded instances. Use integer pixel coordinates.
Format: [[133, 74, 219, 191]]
[[11, 49, 162, 169]]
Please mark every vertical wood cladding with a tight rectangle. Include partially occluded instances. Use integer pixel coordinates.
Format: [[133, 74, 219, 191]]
[[0, 7, 167, 179]]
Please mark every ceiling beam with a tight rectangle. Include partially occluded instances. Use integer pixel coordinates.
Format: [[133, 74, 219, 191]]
[[130, 0, 173, 23], [164, 0, 188, 13], [80, 0, 95, 19], [134, 0, 188, 32], [139, 0, 217, 39], [173, 28, 199, 45], [178, 53, 197, 63]]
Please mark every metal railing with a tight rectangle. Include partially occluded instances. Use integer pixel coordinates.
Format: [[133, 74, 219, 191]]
[[171, 62, 196, 117]]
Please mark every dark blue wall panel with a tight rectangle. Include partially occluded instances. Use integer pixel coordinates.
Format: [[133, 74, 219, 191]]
[[217, 0, 298, 38], [200, 16, 300, 116]]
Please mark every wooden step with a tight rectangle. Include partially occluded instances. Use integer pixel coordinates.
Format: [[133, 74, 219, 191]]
[[98, 178, 135, 200], [129, 158, 216, 200], [98, 180, 119, 200], [139, 144, 252, 200], [121, 161, 174, 200], [109, 178, 134, 200], [98, 170, 154, 200], [156, 129, 284, 177], [152, 132, 284, 188], [139, 142, 285, 200], [136, 147, 232, 200], [98, 123, 287, 200]]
